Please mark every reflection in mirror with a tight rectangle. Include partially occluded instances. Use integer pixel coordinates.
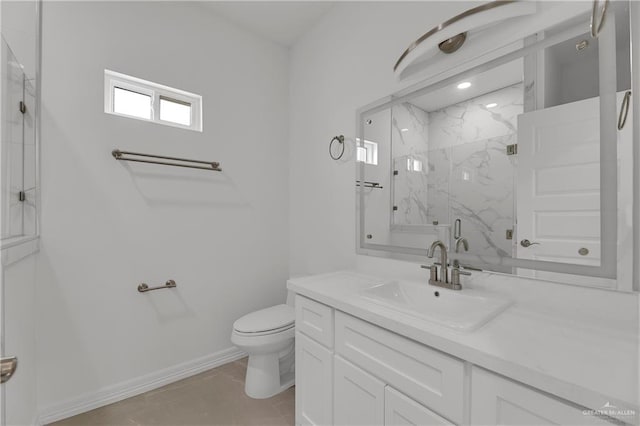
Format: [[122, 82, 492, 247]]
[[385, 60, 522, 273], [359, 3, 631, 285], [1, 37, 37, 244], [361, 109, 392, 246]]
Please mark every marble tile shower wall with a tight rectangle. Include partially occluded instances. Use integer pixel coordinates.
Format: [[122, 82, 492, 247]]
[[433, 84, 522, 261], [428, 84, 522, 149], [390, 84, 522, 262]]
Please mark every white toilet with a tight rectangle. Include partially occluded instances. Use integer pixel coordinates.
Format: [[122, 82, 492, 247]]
[[231, 303, 295, 399]]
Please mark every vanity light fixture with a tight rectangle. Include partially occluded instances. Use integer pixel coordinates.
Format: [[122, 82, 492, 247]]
[[401, 128, 409, 132], [457, 82, 472, 89], [486, 103, 498, 108]]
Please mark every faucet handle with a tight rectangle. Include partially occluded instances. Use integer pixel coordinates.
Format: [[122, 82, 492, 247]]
[[450, 268, 464, 289], [420, 264, 438, 282], [452, 260, 472, 276], [421, 262, 443, 270]]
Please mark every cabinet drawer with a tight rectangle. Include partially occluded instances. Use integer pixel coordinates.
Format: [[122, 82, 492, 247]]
[[335, 312, 464, 424], [295, 295, 334, 348], [385, 387, 453, 426], [471, 367, 616, 425]]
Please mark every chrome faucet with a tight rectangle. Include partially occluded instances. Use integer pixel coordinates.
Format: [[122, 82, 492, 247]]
[[427, 240, 449, 287], [455, 237, 469, 253], [424, 240, 471, 290]]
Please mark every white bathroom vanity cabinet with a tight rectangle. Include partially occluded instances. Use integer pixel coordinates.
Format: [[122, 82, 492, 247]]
[[290, 272, 637, 426]]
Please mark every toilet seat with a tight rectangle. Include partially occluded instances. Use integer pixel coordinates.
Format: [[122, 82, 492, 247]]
[[233, 323, 294, 337], [233, 304, 294, 335]]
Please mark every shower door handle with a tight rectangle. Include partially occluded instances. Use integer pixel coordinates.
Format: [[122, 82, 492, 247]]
[[1, 356, 18, 384]]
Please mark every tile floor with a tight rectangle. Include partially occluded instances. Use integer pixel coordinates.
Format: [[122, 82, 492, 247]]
[[49, 358, 295, 426]]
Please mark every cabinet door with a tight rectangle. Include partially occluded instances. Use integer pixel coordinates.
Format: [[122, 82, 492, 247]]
[[385, 387, 453, 426], [471, 367, 612, 425], [295, 332, 333, 426], [334, 356, 384, 426]]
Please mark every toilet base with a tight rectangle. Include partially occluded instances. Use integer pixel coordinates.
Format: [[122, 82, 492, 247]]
[[245, 351, 295, 399]]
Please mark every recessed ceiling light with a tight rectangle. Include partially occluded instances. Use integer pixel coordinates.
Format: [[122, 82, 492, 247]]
[[486, 103, 498, 108], [401, 128, 409, 132], [457, 82, 471, 90]]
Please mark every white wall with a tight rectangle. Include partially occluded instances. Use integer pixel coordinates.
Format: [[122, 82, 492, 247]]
[[289, 1, 477, 276], [38, 1, 289, 414]]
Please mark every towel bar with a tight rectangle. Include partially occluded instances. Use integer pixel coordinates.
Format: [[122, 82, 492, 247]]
[[112, 149, 221, 171], [138, 280, 177, 293]]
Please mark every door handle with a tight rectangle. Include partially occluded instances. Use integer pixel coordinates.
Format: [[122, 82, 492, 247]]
[[1, 356, 18, 384], [520, 239, 540, 248]]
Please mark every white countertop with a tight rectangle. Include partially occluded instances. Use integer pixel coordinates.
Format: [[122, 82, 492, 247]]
[[288, 270, 639, 422]]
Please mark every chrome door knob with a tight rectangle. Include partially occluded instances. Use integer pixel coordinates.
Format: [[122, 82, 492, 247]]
[[520, 239, 540, 248]]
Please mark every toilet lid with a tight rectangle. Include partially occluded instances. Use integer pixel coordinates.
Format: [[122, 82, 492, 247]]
[[233, 304, 294, 334]]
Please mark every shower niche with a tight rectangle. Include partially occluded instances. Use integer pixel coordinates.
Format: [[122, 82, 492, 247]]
[[1, 36, 38, 248]]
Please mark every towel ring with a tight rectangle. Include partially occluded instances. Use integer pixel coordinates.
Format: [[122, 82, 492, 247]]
[[329, 135, 345, 160]]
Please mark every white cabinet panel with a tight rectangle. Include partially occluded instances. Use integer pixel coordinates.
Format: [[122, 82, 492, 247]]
[[295, 295, 334, 348], [385, 387, 453, 426], [335, 312, 464, 424], [334, 356, 385, 426], [295, 332, 333, 426], [471, 367, 614, 425]]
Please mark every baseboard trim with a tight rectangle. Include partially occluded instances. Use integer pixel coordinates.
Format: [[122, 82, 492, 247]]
[[36, 346, 246, 425]]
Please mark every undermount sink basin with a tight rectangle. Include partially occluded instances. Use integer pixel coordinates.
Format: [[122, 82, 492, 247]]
[[360, 280, 512, 332]]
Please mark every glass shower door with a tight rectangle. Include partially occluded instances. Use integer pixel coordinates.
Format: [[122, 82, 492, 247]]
[[1, 37, 36, 244]]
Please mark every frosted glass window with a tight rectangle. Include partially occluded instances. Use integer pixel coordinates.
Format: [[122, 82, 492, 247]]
[[160, 97, 191, 126], [105, 70, 202, 131], [113, 87, 151, 120]]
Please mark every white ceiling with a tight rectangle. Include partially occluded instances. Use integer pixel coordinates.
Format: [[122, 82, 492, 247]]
[[202, 2, 335, 47]]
